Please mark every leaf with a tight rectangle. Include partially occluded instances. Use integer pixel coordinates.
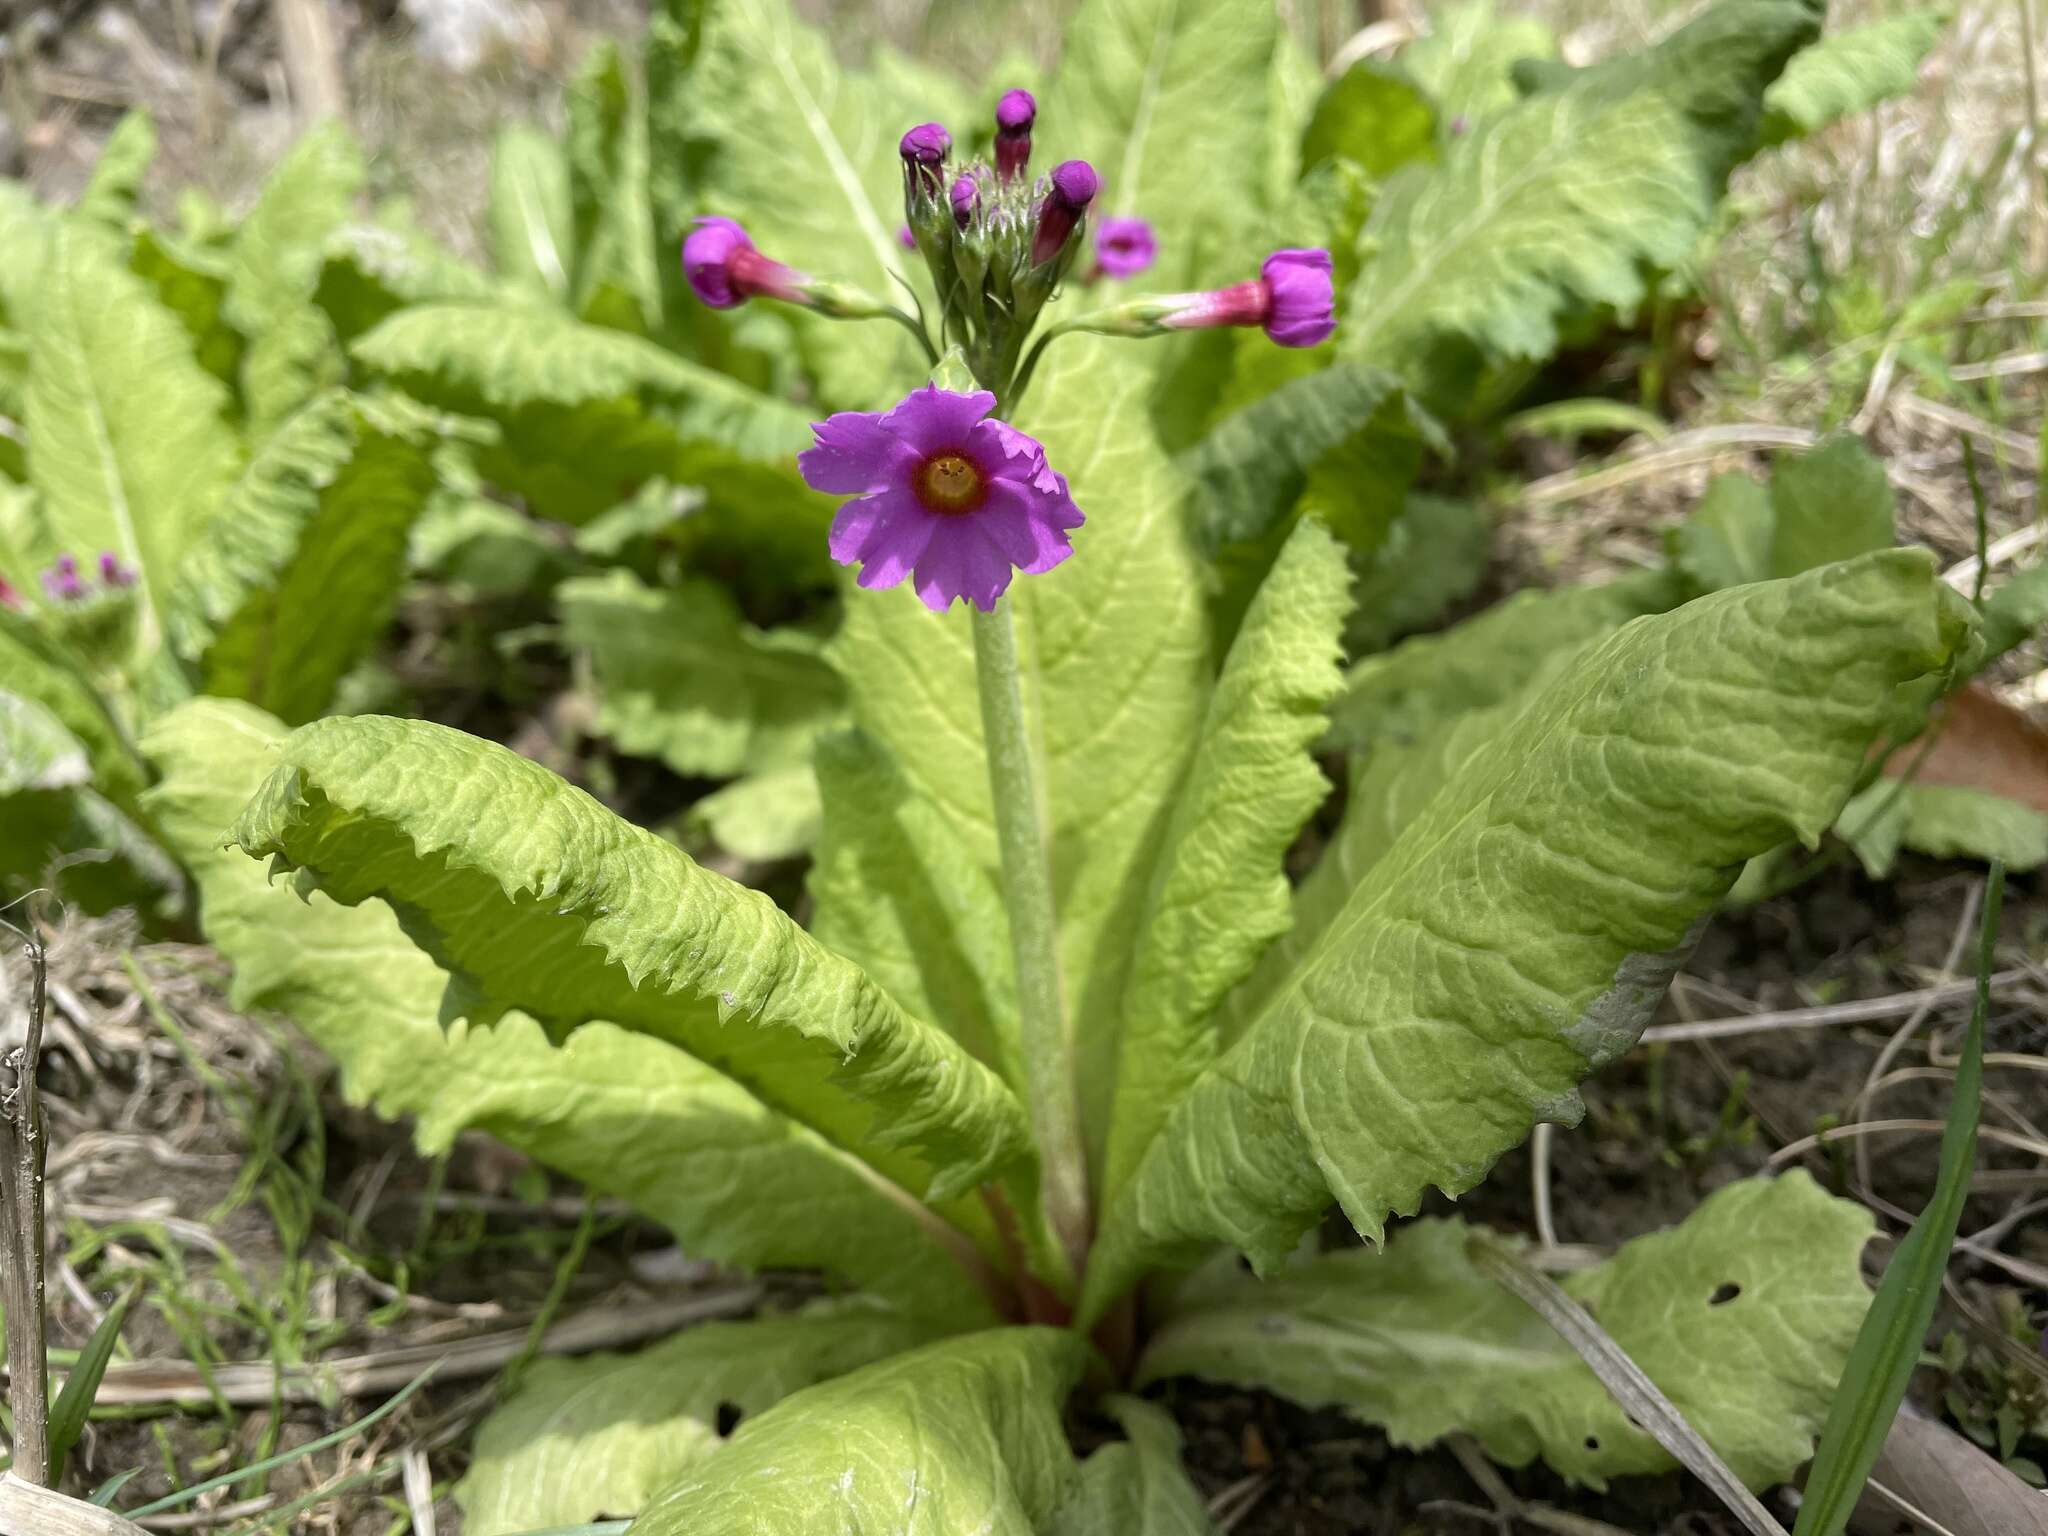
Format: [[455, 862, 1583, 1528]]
[[177, 392, 441, 722], [141, 699, 1008, 1326], [1843, 783, 2048, 878], [230, 713, 1035, 1208], [1978, 559, 2048, 661], [1140, 1173, 1872, 1490], [628, 1328, 1089, 1536], [316, 216, 502, 343], [1101, 519, 1351, 1203], [25, 222, 242, 663], [49, 1286, 137, 1483], [0, 182, 49, 328], [1350, 0, 1820, 376], [1081, 551, 1967, 1322], [823, 338, 1212, 1164], [1046, 0, 1276, 285], [567, 40, 663, 331], [350, 301, 812, 520], [131, 227, 245, 386], [1768, 433, 1895, 578], [557, 568, 843, 779], [1401, 1, 1559, 129], [1762, 7, 1948, 146], [459, 1303, 933, 1536], [0, 688, 92, 794], [1793, 863, 1994, 1536], [1300, 64, 1439, 179], [0, 610, 148, 804], [75, 111, 156, 227], [1670, 471, 1773, 594], [489, 123, 575, 302], [687, 762, 823, 862], [1344, 491, 1492, 654], [1053, 1397, 1218, 1536]]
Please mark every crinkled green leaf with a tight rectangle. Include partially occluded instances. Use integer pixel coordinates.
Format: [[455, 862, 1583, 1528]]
[[629, 1328, 1088, 1536], [1401, 1, 1559, 129], [1301, 64, 1438, 179], [567, 40, 663, 331], [1671, 471, 1773, 594], [825, 338, 1211, 1165], [74, 111, 156, 228], [175, 391, 440, 721], [231, 714, 1035, 1209], [1046, 0, 1276, 283], [459, 1303, 934, 1536], [1102, 519, 1350, 1202], [1053, 1397, 1217, 1536], [1140, 1173, 1872, 1490], [316, 217, 501, 342], [350, 301, 811, 520], [489, 123, 574, 303], [1762, 7, 1947, 145], [1769, 433, 1895, 578], [141, 699, 1006, 1326], [25, 222, 242, 664], [1842, 781, 2048, 878], [558, 568, 843, 779], [1083, 551, 1964, 1321], [1351, 0, 1819, 376]]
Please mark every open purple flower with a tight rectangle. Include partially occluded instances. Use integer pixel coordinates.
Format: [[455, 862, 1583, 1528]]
[[682, 217, 806, 309], [1094, 216, 1157, 280], [800, 385, 1084, 613]]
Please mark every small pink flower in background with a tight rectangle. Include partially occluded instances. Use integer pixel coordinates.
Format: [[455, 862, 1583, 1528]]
[[98, 551, 137, 588], [42, 554, 84, 602], [681, 217, 807, 310], [800, 386, 1084, 613], [1094, 217, 1156, 280], [1161, 248, 1335, 347], [898, 224, 917, 250], [0, 576, 18, 611]]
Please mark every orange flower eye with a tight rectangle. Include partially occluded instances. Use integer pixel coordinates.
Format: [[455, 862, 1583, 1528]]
[[917, 453, 983, 513]]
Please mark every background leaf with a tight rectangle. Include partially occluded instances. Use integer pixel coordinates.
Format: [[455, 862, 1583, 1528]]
[[1761, 7, 1948, 145]]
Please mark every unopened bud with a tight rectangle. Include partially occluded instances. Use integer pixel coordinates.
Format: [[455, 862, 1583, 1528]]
[[1030, 160, 1098, 267], [995, 89, 1035, 183], [949, 173, 979, 230], [899, 122, 951, 202]]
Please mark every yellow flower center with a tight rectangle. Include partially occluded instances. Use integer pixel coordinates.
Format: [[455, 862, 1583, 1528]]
[[917, 453, 983, 513]]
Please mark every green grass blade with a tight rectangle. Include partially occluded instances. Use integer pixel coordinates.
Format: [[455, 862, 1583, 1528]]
[[48, 1285, 137, 1484], [89, 1467, 142, 1505], [1792, 862, 1998, 1536]]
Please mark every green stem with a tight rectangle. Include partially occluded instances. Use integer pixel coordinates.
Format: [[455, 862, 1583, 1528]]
[[970, 599, 1090, 1274]]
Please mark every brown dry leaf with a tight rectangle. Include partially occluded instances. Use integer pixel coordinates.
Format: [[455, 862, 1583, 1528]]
[[1887, 684, 2048, 812], [1849, 1405, 2048, 1536]]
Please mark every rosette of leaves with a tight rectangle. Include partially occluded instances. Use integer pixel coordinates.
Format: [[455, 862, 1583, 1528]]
[[146, 309, 1975, 1526], [0, 121, 449, 911]]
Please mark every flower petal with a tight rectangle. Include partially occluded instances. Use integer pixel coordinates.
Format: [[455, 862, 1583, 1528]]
[[830, 489, 935, 591], [914, 518, 1015, 612], [882, 385, 998, 456], [802, 411, 920, 495], [980, 481, 1079, 575]]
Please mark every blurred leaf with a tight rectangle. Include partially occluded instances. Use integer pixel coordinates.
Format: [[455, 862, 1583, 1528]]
[[74, 111, 156, 228], [131, 227, 244, 386], [1978, 561, 2048, 662], [0, 688, 92, 794], [567, 40, 663, 331], [1502, 398, 1669, 445], [1301, 63, 1438, 179], [1769, 433, 1894, 578], [316, 216, 501, 342], [1401, 0, 1559, 129], [1670, 471, 1773, 594], [458, 1303, 930, 1536], [1345, 492, 1492, 654], [489, 124, 575, 302], [1762, 7, 1948, 145], [1054, 1397, 1218, 1536], [1793, 861, 1994, 1536], [1843, 781, 2048, 878], [687, 762, 822, 862], [49, 1286, 137, 1483], [1142, 1174, 1871, 1489], [0, 182, 49, 327]]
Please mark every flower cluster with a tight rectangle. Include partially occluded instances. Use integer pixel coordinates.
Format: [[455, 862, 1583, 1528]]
[[37, 551, 135, 605], [682, 89, 1337, 610]]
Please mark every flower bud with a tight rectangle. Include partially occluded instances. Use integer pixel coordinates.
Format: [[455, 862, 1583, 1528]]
[[994, 89, 1035, 183], [899, 122, 951, 202], [682, 217, 808, 309], [41, 555, 84, 603], [949, 173, 980, 230], [98, 551, 137, 588], [1062, 248, 1337, 348], [1030, 159, 1098, 268]]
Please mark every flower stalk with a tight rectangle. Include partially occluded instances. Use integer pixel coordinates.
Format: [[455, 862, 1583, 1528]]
[[970, 599, 1091, 1277]]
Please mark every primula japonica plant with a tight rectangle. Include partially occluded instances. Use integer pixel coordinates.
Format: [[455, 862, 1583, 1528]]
[[134, 39, 1984, 1536]]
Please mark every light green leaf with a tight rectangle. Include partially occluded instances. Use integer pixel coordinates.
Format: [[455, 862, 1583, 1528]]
[[316, 217, 502, 342], [75, 111, 156, 228], [1102, 519, 1350, 1202], [0, 610, 148, 805], [1762, 7, 1948, 145], [489, 124, 575, 302], [177, 392, 440, 722], [131, 228, 244, 387], [1262, 27, 1323, 199], [1401, 1, 1559, 129], [1140, 1173, 1872, 1490], [1046, 0, 1276, 284], [0, 782, 179, 915], [1841, 782, 2048, 878], [1979, 560, 2048, 661], [1083, 551, 1965, 1322], [825, 338, 1212, 1164], [1769, 433, 1895, 578], [1350, 0, 1819, 375], [0, 689, 91, 794], [459, 1303, 933, 1536], [1345, 492, 1492, 654], [1301, 64, 1438, 179], [567, 40, 663, 331], [0, 182, 49, 328], [25, 223, 242, 663], [141, 699, 1007, 1326], [629, 1328, 1088, 1536], [231, 714, 1035, 1208], [1053, 1397, 1217, 1536], [1671, 471, 1773, 593], [687, 762, 823, 862], [558, 568, 843, 779]]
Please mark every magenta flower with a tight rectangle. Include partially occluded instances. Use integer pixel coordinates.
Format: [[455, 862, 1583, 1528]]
[[898, 224, 917, 250], [949, 173, 980, 229], [800, 386, 1084, 613], [995, 89, 1035, 182], [1094, 216, 1156, 280], [41, 555, 84, 603], [1031, 160, 1099, 267], [1160, 248, 1336, 347], [681, 217, 806, 310], [900, 122, 951, 199], [98, 551, 137, 588]]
